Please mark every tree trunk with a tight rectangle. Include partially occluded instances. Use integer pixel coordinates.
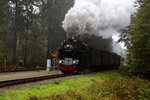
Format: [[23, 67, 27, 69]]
[[13, 30, 17, 64], [13, 0, 18, 65], [47, 28, 51, 59], [24, 37, 27, 66]]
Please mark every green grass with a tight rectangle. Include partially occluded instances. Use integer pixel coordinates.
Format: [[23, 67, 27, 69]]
[[0, 70, 149, 100]]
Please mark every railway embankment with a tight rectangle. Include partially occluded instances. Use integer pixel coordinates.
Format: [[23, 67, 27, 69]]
[[0, 70, 149, 100]]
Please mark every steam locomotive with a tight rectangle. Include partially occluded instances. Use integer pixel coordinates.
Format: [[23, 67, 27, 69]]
[[58, 39, 121, 74]]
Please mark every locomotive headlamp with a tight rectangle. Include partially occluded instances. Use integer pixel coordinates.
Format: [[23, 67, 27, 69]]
[[72, 60, 79, 65], [73, 60, 76, 64], [59, 60, 63, 64]]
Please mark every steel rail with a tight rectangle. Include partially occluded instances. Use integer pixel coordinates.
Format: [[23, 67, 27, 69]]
[[0, 74, 71, 88]]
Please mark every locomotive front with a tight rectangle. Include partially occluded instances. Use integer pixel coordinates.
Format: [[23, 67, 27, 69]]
[[58, 39, 79, 74]]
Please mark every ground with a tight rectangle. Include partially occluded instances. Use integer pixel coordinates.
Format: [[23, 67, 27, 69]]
[[0, 70, 149, 100]]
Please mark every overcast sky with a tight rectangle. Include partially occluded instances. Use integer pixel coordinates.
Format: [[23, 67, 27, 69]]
[[112, 34, 126, 49]]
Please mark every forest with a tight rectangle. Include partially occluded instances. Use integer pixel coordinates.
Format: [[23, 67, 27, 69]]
[[0, 0, 74, 67]]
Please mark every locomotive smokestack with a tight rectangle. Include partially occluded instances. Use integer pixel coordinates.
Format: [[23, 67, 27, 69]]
[[67, 33, 82, 41], [62, 0, 135, 38]]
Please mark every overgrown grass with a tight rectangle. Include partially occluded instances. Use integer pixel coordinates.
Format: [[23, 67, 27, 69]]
[[0, 71, 149, 100]]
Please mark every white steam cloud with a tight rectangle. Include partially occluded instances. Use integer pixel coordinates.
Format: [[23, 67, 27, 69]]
[[113, 41, 124, 56], [62, 0, 135, 38]]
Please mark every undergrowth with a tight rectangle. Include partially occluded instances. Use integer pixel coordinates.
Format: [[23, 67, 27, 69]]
[[28, 73, 150, 100], [44, 78, 149, 100], [0, 71, 149, 100], [100, 77, 150, 100]]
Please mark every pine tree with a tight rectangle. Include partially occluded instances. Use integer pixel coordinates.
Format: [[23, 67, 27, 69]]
[[127, 0, 150, 78]]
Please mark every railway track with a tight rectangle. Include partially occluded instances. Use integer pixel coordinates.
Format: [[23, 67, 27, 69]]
[[0, 74, 71, 88], [0, 69, 45, 73]]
